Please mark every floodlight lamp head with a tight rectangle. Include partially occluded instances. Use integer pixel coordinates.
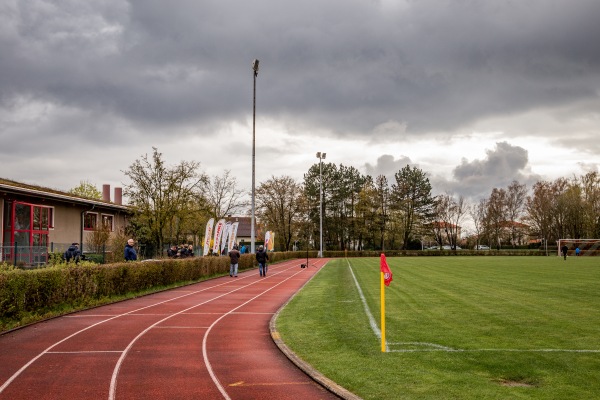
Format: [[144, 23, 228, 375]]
[[252, 59, 259, 72], [316, 152, 321, 158], [322, 153, 326, 159]]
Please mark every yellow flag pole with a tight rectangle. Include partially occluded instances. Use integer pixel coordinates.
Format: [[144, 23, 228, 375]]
[[381, 270, 386, 352]]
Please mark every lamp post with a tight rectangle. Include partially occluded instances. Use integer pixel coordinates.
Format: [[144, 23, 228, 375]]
[[251, 59, 259, 254], [316, 151, 326, 257]]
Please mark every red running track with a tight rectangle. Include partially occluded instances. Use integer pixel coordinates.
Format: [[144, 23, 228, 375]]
[[0, 258, 348, 400]]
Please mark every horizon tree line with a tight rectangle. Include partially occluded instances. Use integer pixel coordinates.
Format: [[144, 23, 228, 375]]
[[80, 147, 599, 256]]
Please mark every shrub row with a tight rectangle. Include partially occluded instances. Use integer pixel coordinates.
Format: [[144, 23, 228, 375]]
[[0, 252, 300, 332]]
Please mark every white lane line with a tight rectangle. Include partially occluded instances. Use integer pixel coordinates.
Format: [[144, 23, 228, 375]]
[[153, 326, 208, 329], [47, 351, 123, 354], [110, 259, 305, 400], [202, 267, 310, 400], [0, 273, 256, 395], [346, 259, 387, 352]]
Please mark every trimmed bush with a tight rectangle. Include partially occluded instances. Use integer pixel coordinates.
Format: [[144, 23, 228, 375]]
[[0, 252, 297, 332]]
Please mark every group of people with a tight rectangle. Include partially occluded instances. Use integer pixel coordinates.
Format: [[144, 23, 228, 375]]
[[123, 239, 275, 277], [561, 244, 581, 260], [228, 244, 269, 278], [167, 244, 195, 259]]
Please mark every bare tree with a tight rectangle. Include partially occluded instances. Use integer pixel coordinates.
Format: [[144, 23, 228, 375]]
[[505, 181, 527, 247], [486, 188, 507, 249], [470, 198, 487, 249], [123, 147, 207, 255], [255, 175, 303, 251], [204, 170, 248, 220], [437, 193, 467, 249]]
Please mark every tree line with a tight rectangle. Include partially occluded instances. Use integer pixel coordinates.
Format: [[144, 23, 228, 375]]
[[115, 148, 600, 256]]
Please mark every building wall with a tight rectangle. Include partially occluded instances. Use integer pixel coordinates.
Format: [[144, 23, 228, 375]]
[[1, 194, 128, 251]]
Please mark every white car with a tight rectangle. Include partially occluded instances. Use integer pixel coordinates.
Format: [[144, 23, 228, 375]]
[[474, 245, 490, 250]]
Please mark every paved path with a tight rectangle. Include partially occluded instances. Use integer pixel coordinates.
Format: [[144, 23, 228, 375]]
[[0, 258, 349, 399]]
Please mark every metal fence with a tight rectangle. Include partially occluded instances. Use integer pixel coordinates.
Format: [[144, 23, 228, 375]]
[[1, 245, 51, 267]]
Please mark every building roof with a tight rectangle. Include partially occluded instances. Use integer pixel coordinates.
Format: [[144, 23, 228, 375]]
[[225, 216, 252, 237], [0, 177, 130, 212]]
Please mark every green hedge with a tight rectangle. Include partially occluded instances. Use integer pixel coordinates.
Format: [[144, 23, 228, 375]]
[[0, 252, 299, 332]]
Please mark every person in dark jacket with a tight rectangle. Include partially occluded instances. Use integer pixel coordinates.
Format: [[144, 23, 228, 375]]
[[228, 245, 241, 277], [64, 243, 81, 263], [256, 245, 269, 277], [124, 238, 137, 261], [561, 244, 569, 260], [167, 245, 178, 258]]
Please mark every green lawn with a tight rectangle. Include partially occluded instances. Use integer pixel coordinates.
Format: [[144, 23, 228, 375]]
[[276, 256, 600, 399]]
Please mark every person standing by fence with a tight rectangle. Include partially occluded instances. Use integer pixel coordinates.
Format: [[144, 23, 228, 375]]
[[124, 239, 137, 261], [64, 243, 81, 264]]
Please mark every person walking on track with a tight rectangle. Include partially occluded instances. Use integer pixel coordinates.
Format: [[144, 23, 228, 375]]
[[256, 245, 269, 277], [228, 245, 241, 277]]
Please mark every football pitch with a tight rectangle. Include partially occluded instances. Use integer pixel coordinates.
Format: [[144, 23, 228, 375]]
[[276, 256, 600, 399]]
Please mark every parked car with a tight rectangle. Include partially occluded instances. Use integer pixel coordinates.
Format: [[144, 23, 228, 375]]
[[442, 245, 462, 250], [474, 245, 490, 250]]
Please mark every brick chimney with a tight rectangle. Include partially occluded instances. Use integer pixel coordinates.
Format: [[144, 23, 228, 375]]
[[102, 184, 111, 202], [114, 187, 122, 205]]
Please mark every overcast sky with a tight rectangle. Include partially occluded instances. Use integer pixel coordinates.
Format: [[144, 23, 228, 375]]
[[2, 0, 599, 205]]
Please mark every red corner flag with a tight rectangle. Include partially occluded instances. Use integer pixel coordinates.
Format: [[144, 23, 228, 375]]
[[380, 253, 393, 286]]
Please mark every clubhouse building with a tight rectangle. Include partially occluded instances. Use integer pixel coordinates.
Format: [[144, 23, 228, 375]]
[[0, 178, 130, 266]]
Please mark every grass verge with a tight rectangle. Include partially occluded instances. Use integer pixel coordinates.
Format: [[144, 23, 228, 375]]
[[276, 256, 600, 399]]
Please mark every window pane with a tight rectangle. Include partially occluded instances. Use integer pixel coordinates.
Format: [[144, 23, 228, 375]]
[[15, 203, 31, 231], [33, 234, 48, 246], [14, 231, 30, 246], [102, 215, 114, 231], [33, 207, 41, 230], [84, 213, 98, 229], [41, 208, 49, 230]]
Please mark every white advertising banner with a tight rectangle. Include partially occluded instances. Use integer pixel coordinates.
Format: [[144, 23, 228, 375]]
[[212, 219, 226, 255], [228, 222, 239, 251], [203, 218, 214, 256], [221, 222, 231, 253]]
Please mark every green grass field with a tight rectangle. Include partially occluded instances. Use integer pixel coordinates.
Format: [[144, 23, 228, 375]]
[[276, 256, 600, 399]]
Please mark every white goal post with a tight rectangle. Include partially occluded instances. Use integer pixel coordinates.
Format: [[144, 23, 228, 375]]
[[557, 239, 600, 256]]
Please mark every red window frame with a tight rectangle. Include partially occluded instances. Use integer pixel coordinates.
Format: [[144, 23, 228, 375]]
[[10, 201, 51, 245]]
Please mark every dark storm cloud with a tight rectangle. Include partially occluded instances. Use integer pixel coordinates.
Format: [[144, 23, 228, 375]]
[[436, 142, 542, 199], [4, 0, 600, 137], [1, 0, 598, 191], [364, 154, 412, 181]]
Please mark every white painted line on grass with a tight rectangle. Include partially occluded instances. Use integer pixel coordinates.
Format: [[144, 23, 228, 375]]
[[388, 342, 600, 353], [346, 259, 388, 352]]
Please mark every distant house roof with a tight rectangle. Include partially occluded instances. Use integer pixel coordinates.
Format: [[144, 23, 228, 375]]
[[432, 221, 460, 230], [0, 177, 130, 212], [226, 216, 252, 237], [499, 220, 529, 229]]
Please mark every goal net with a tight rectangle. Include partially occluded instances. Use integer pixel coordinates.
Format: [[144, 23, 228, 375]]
[[557, 239, 600, 256]]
